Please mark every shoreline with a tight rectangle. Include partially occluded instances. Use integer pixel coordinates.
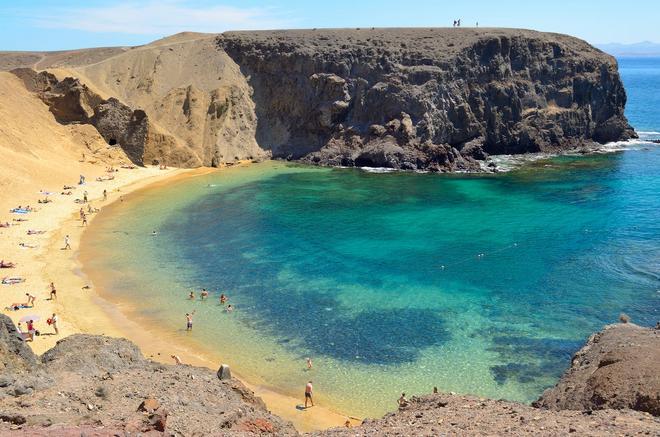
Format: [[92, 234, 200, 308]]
[[54, 164, 359, 432]]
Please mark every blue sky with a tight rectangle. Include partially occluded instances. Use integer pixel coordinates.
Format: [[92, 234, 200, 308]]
[[1, 0, 658, 51]]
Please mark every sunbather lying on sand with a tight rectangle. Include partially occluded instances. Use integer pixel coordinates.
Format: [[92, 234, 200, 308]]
[[4, 302, 30, 311], [63, 185, 75, 190], [13, 218, 27, 222], [19, 243, 38, 248], [2, 277, 25, 285], [61, 191, 72, 195], [0, 260, 16, 268], [27, 230, 45, 235], [37, 198, 51, 204], [0, 222, 10, 228]]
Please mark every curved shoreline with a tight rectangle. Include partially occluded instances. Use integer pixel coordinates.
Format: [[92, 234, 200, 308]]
[[73, 165, 359, 432]]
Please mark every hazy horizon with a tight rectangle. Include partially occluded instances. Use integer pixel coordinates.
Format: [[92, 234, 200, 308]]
[[1, 0, 659, 52]]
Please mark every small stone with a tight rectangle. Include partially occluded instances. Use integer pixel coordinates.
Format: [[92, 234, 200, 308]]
[[138, 398, 160, 413], [217, 364, 232, 380]]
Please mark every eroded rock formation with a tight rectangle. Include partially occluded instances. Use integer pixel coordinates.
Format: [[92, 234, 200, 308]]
[[220, 29, 635, 171], [10, 68, 186, 166]]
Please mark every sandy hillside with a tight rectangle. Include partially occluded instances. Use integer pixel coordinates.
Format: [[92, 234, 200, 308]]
[[53, 32, 265, 166], [0, 71, 128, 213]]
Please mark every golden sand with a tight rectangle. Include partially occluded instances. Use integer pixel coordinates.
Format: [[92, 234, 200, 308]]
[[1, 164, 358, 432]]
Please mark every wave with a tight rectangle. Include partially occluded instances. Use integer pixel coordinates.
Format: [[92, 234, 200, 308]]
[[359, 166, 397, 173]]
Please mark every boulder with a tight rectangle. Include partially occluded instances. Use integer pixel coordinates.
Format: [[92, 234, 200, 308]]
[[534, 323, 660, 416]]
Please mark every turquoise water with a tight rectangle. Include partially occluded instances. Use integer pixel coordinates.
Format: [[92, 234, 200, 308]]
[[84, 58, 660, 418]]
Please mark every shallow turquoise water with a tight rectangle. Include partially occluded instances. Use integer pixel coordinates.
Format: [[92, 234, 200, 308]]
[[84, 58, 660, 417]]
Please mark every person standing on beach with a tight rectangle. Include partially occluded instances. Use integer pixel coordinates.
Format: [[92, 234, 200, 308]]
[[26, 319, 35, 342], [306, 357, 313, 370], [49, 282, 57, 300], [81, 212, 87, 226], [171, 354, 182, 365], [25, 293, 36, 306], [64, 235, 71, 250], [305, 381, 314, 408], [51, 313, 58, 335], [185, 311, 195, 331], [83, 191, 88, 203], [103, 189, 107, 201]]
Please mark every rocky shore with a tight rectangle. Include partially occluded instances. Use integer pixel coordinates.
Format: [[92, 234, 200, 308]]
[[0, 28, 636, 171], [1, 314, 657, 435]]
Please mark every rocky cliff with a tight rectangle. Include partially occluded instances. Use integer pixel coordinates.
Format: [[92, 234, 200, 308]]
[[0, 29, 635, 171], [220, 28, 635, 171]]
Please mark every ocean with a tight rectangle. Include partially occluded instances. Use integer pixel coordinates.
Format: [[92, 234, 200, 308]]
[[82, 57, 660, 418]]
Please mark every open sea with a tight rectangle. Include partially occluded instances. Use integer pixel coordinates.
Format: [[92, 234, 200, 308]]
[[82, 57, 660, 418]]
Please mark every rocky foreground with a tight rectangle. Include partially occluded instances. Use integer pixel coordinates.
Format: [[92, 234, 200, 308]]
[[0, 28, 636, 171], [1, 314, 658, 435]]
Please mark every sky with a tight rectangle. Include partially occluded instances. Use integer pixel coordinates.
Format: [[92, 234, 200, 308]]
[[1, 0, 658, 51]]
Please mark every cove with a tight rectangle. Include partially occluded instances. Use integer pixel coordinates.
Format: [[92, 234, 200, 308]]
[[82, 147, 659, 418]]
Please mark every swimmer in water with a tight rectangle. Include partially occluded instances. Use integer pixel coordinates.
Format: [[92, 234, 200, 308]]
[[189, 291, 195, 300], [201, 288, 209, 299], [220, 293, 227, 304], [226, 304, 233, 312], [152, 230, 157, 236]]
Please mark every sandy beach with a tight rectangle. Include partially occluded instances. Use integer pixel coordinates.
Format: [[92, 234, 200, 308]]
[[0, 157, 357, 432]]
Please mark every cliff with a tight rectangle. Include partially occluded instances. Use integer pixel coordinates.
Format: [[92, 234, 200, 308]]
[[0, 29, 635, 171], [1, 316, 658, 435]]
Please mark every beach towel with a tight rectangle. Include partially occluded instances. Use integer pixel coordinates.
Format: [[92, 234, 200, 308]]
[[10, 209, 29, 214]]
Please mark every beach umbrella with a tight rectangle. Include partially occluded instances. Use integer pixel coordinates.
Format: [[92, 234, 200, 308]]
[[19, 314, 40, 323]]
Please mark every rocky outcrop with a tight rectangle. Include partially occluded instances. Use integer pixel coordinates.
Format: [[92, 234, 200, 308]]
[[0, 318, 296, 435], [2, 315, 658, 435], [220, 28, 635, 171], [314, 393, 659, 436], [534, 323, 660, 416], [9, 68, 193, 167]]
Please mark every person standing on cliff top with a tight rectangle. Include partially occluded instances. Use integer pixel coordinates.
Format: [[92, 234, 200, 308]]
[[305, 381, 314, 408]]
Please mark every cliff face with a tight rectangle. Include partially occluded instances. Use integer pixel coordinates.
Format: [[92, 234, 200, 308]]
[[0, 29, 635, 170], [220, 28, 635, 171]]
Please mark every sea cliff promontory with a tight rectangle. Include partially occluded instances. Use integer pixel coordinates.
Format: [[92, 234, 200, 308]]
[[0, 28, 635, 171]]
